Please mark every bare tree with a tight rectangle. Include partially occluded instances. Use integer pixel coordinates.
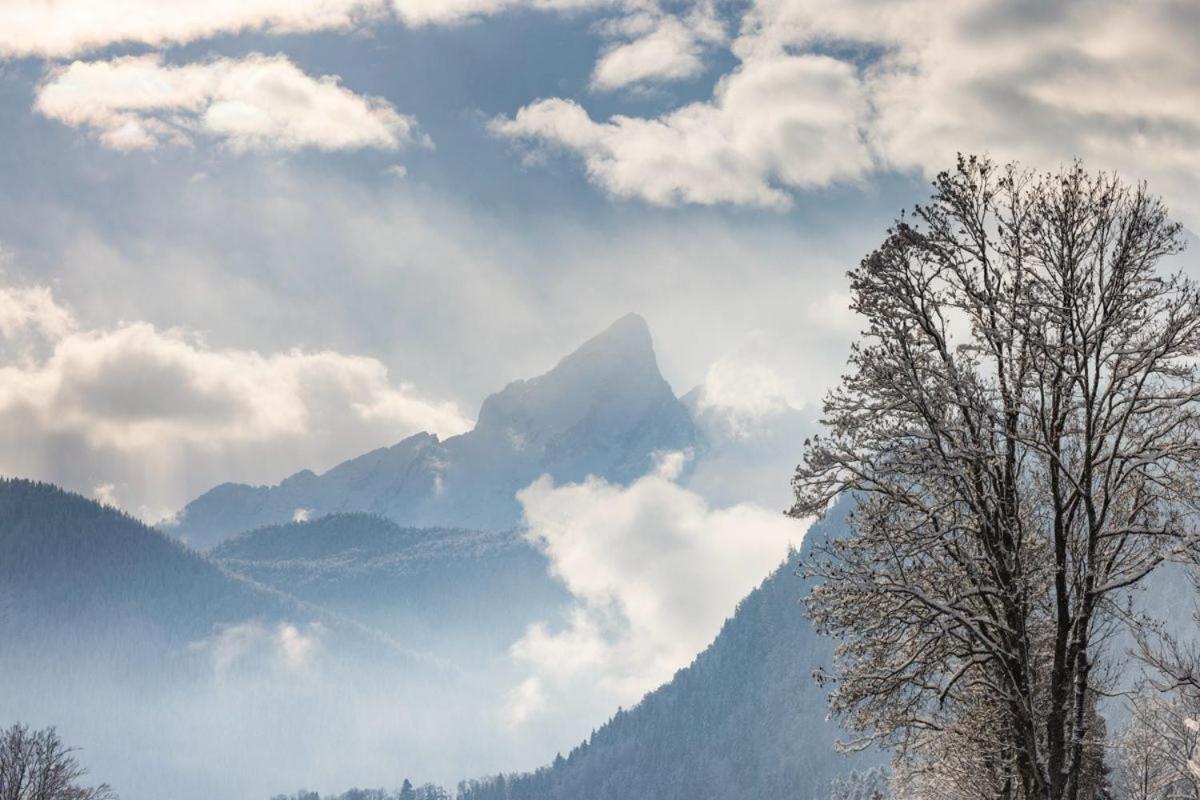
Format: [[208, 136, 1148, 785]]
[[793, 155, 1200, 800], [0, 724, 115, 800]]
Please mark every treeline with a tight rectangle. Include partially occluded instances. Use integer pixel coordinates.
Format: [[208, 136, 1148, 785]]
[[272, 781, 449, 800]]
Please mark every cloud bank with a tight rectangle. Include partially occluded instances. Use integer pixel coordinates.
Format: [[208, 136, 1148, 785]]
[[507, 455, 803, 727], [389, 0, 606, 27], [493, 0, 1200, 225], [0, 0, 612, 56], [0, 0, 383, 58], [35, 54, 424, 153], [0, 280, 469, 519], [493, 54, 871, 207]]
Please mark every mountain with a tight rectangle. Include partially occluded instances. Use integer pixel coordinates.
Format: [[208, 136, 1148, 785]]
[[0, 478, 405, 667], [211, 513, 571, 656], [0, 478, 484, 800], [175, 313, 699, 550], [0, 478, 298, 651], [456, 504, 882, 800]]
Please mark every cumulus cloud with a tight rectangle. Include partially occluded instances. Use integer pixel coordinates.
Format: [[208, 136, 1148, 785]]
[[590, 2, 726, 91], [0, 0, 620, 56], [35, 53, 425, 153], [688, 300, 850, 440], [695, 357, 796, 438], [0, 280, 470, 518], [494, 0, 1200, 225], [493, 54, 872, 207], [0, 284, 77, 342], [737, 0, 1200, 222], [0, 283, 79, 365], [389, 0, 604, 26], [0, 0, 385, 58], [0, 321, 468, 451], [506, 459, 803, 727]]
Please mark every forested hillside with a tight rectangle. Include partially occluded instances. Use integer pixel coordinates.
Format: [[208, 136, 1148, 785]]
[[455, 505, 880, 800], [0, 478, 432, 677], [213, 513, 570, 653], [0, 478, 301, 649]]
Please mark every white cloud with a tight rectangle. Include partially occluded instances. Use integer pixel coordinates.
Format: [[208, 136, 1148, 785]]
[[0, 284, 77, 342], [688, 310, 846, 441], [735, 0, 1200, 219], [507, 462, 803, 727], [0, 0, 618, 56], [0, 321, 469, 451], [493, 54, 872, 207], [682, 332, 818, 511], [695, 357, 795, 437], [493, 0, 1200, 226], [0, 0, 385, 58], [92, 482, 119, 508], [0, 281, 470, 518], [277, 622, 321, 669], [189, 620, 325, 676], [590, 2, 726, 91], [389, 0, 606, 27], [35, 53, 425, 153], [293, 507, 313, 522]]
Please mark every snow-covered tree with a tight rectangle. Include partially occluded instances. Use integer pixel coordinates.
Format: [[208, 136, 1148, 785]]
[[1114, 687, 1200, 800], [794, 156, 1200, 800], [831, 766, 892, 800]]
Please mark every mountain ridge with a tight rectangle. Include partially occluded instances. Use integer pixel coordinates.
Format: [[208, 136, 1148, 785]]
[[173, 314, 699, 550]]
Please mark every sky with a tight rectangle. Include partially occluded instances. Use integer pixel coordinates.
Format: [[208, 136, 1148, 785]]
[[3, 3, 1200, 791], [0, 0, 1197, 523]]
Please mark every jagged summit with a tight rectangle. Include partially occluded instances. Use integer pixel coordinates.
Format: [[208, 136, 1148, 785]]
[[172, 314, 697, 550], [477, 313, 667, 444], [562, 312, 657, 374]]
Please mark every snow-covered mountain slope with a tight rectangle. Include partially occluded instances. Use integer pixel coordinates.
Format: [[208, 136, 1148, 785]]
[[174, 313, 698, 550]]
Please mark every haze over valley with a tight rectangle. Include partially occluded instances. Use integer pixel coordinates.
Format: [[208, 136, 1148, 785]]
[[2, 3, 1200, 799]]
